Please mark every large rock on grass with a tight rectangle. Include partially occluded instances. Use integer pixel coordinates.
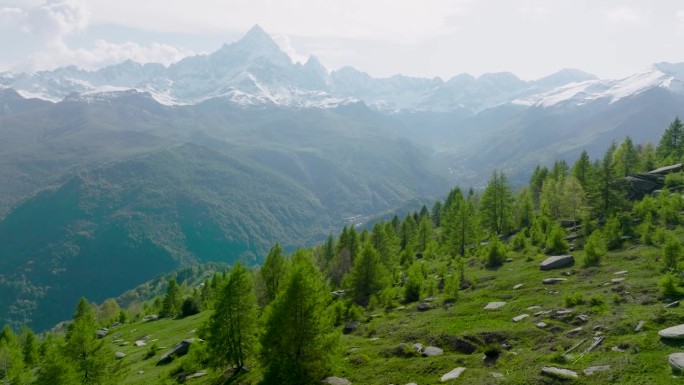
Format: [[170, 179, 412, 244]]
[[322, 377, 351, 385], [669, 353, 684, 372], [157, 339, 194, 365], [541, 367, 578, 379], [658, 325, 684, 339], [540, 255, 575, 270], [441, 367, 466, 381]]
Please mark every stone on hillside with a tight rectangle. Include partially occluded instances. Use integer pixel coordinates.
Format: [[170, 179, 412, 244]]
[[583, 365, 610, 375], [142, 314, 158, 322], [512, 314, 529, 322], [611, 278, 625, 283], [665, 301, 680, 308], [536, 322, 547, 328], [185, 370, 207, 380], [635, 321, 645, 332], [614, 270, 628, 275], [669, 353, 684, 372], [513, 284, 524, 290], [566, 327, 583, 336], [423, 346, 444, 357], [576, 315, 589, 323], [96, 329, 107, 339], [115, 351, 126, 359], [441, 367, 466, 381], [527, 305, 542, 310], [535, 310, 552, 316], [157, 339, 194, 365], [540, 255, 575, 271], [413, 343, 424, 353], [322, 377, 352, 385], [659, 325, 684, 339], [541, 367, 578, 379], [484, 302, 506, 310], [343, 321, 360, 334], [417, 302, 431, 311], [564, 233, 582, 242], [543, 278, 567, 284], [134, 340, 147, 347], [406, 383, 418, 385], [490, 372, 504, 378]]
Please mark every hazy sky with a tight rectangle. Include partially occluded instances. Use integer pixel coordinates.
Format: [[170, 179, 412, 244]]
[[2, 0, 684, 80]]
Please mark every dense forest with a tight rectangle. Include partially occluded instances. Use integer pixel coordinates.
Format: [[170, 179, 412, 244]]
[[1, 117, 684, 384]]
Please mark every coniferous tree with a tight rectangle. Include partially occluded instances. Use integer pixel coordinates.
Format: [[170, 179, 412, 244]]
[[20, 326, 39, 367], [260, 242, 287, 306], [590, 142, 626, 218], [370, 222, 393, 269], [416, 215, 433, 252], [513, 187, 535, 229], [344, 242, 389, 306], [208, 263, 257, 372], [656, 116, 684, 164], [530, 165, 549, 208], [480, 170, 514, 235], [453, 196, 478, 256], [66, 298, 113, 385], [431, 200, 443, 227], [0, 325, 25, 385], [572, 149, 593, 190], [613, 136, 640, 176], [260, 251, 335, 385], [161, 279, 182, 317], [35, 334, 78, 385]]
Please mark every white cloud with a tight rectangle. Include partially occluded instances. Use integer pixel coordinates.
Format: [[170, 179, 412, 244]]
[[272, 33, 308, 64], [24, 39, 194, 70]]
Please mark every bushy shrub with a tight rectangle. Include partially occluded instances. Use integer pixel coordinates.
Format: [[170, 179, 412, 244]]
[[181, 297, 202, 317], [484, 237, 506, 268], [583, 230, 606, 267], [659, 272, 681, 297], [404, 264, 423, 302], [663, 236, 683, 271]]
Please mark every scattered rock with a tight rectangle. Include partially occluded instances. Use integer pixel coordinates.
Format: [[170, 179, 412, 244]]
[[185, 370, 207, 380], [115, 352, 126, 359], [659, 324, 684, 339], [541, 367, 578, 379], [137, 371, 145, 375], [505, 258, 514, 263], [322, 377, 352, 385], [536, 322, 547, 329], [665, 301, 680, 308], [543, 278, 567, 284], [134, 340, 147, 347], [513, 284, 524, 290], [417, 302, 431, 311], [157, 339, 194, 365], [635, 321, 645, 332], [576, 315, 589, 323], [422, 346, 444, 357], [484, 302, 506, 310], [566, 327, 583, 336], [527, 305, 542, 310], [441, 367, 466, 381], [490, 372, 504, 378], [142, 314, 158, 322], [540, 255, 575, 271], [96, 329, 108, 339], [614, 270, 628, 275], [583, 365, 610, 376], [535, 310, 552, 316], [343, 321, 360, 334], [669, 353, 684, 372], [369, 337, 380, 341], [512, 314, 529, 322], [611, 278, 625, 283], [413, 343, 424, 353], [564, 233, 582, 242]]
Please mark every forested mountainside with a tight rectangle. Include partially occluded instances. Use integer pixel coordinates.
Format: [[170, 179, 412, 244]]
[[2, 118, 684, 384]]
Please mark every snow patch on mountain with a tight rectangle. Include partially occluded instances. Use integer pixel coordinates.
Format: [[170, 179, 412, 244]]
[[514, 65, 684, 108]]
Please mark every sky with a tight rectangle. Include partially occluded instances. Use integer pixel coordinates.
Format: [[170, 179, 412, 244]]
[[1, 0, 684, 80]]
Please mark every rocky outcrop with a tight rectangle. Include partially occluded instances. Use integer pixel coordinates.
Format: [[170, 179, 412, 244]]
[[624, 163, 681, 199], [540, 255, 575, 270]]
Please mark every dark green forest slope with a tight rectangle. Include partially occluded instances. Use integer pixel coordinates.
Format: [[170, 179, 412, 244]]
[[2, 118, 684, 384]]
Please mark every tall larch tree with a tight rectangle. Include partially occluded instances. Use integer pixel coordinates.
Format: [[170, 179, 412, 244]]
[[160, 279, 182, 317], [656, 116, 684, 164], [65, 298, 113, 385], [207, 263, 257, 372], [259, 242, 287, 306], [260, 250, 336, 385], [480, 170, 514, 235]]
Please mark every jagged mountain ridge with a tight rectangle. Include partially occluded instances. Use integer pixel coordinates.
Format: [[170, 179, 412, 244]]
[[7, 24, 673, 113]]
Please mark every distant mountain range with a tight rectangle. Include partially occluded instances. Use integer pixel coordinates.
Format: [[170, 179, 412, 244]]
[[3, 24, 682, 115], [1, 25, 684, 331]]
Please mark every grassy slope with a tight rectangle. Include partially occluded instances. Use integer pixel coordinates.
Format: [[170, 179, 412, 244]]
[[104, 234, 684, 385]]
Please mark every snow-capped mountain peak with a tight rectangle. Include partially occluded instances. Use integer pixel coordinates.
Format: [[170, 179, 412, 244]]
[[0, 25, 683, 113]]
